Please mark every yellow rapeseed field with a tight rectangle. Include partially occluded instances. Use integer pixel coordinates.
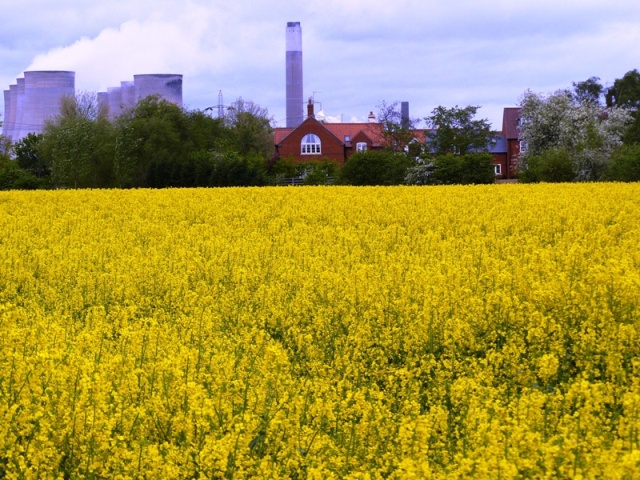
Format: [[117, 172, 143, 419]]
[[0, 184, 639, 479]]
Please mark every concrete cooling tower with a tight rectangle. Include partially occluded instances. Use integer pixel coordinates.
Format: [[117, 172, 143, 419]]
[[133, 74, 183, 107], [120, 81, 136, 110], [107, 87, 123, 121], [16, 71, 75, 141], [286, 22, 303, 128], [97, 92, 109, 116], [2, 89, 13, 141], [2, 71, 184, 140]]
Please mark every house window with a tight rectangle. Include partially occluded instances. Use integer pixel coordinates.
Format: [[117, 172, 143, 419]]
[[494, 164, 502, 176], [301, 134, 321, 154], [356, 142, 367, 152], [520, 140, 528, 153]]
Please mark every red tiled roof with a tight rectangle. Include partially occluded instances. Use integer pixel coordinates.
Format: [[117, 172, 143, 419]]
[[274, 120, 425, 147], [274, 128, 294, 144]]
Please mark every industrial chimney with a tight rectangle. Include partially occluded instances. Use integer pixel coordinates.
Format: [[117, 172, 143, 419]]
[[286, 22, 303, 128], [401, 101, 410, 129]]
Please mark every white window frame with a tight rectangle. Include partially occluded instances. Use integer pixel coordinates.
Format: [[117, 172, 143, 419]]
[[301, 133, 321, 155], [520, 140, 528, 153], [356, 142, 367, 152], [494, 164, 502, 176]]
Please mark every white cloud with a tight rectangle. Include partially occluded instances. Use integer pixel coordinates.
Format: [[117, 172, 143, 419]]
[[2, 0, 640, 129]]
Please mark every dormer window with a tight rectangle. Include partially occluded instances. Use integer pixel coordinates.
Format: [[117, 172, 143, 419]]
[[301, 133, 321, 154]]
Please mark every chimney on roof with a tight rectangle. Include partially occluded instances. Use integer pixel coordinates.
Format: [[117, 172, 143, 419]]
[[368, 111, 376, 123], [307, 97, 314, 118]]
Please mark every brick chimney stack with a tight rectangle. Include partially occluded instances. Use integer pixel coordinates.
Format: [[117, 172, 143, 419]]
[[307, 98, 314, 118]]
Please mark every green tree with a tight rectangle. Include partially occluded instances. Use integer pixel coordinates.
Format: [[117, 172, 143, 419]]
[[295, 159, 337, 185], [0, 151, 45, 190], [518, 148, 576, 183], [39, 93, 116, 188], [14, 133, 49, 179], [425, 105, 494, 155], [114, 96, 230, 188], [406, 105, 495, 185], [207, 151, 267, 187], [406, 153, 495, 185], [223, 98, 275, 159], [601, 144, 640, 182], [339, 150, 412, 185], [377, 101, 420, 152], [606, 69, 640, 144], [573, 76, 603, 106]]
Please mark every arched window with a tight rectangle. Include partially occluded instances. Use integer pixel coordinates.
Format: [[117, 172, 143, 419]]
[[301, 134, 321, 154]]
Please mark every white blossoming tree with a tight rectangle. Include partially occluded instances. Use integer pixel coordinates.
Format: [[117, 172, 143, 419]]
[[518, 89, 632, 181]]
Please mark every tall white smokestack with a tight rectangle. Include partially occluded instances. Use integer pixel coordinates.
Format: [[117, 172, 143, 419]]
[[286, 22, 303, 128]]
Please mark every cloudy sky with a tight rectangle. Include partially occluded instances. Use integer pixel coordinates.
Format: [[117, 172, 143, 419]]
[[1, 0, 639, 129]]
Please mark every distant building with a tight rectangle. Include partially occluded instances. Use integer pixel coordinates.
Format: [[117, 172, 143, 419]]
[[2, 71, 184, 142], [489, 107, 522, 179], [99, 74, 183, 121], [275, 101, 523, 180], [2, 71, 75, 143], [275, 99, 424, 165]]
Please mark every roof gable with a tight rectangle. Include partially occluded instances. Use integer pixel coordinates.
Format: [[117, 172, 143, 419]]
[[502, 107, 522, 139]]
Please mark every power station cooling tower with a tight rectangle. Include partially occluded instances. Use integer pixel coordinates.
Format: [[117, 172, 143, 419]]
[[5, 84, 20, 142], [134, 74, 183, 107], [120, 81, 136, 110], [2, 89, 12, 141], [13, 78, 26, 142], [286, 22, 303, 128], [97, 92, 109, 117], [18, 71, 75, 141], [107, 87, 122, 121]]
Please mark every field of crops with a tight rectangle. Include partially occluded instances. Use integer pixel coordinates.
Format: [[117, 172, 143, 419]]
[[0, 184, 639, 479]]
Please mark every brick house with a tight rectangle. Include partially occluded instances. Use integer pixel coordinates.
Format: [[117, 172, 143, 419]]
[[274, 101, 390, 165], [274, 100, 524, 179], [489, 107, 522, 179]]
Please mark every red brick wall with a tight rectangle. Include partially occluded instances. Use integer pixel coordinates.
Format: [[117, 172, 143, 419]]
[[276, 119, 346, 164], [506, 139, 521, 178], [492, 153, 508, 179]]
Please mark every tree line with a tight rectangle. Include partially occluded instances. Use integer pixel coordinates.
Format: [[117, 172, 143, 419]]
[[1, 69, 640, 189], [1, 94, 276, 190]]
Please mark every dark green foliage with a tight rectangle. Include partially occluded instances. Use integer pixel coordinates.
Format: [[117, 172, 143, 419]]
[[14, 133, 49, 179], [223, 98, 275, 158], [266, 156, 297, 179], [573, 77, 603, 106], [339, 150, 412, 186], [114, 96, 271, 188], [114, 97, 193, 188], [425, 105, 494, 155], [0, 156, 48, 190], [601, 144, 640, 182], [606, 70, 640, 145], [1, 94, 276, 190], [208, 152, 267, 187], [296, 160, 337, 185], [408, 153, 495, 185], [518, 149, 576, 183], [39, 114, 116, 188]]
